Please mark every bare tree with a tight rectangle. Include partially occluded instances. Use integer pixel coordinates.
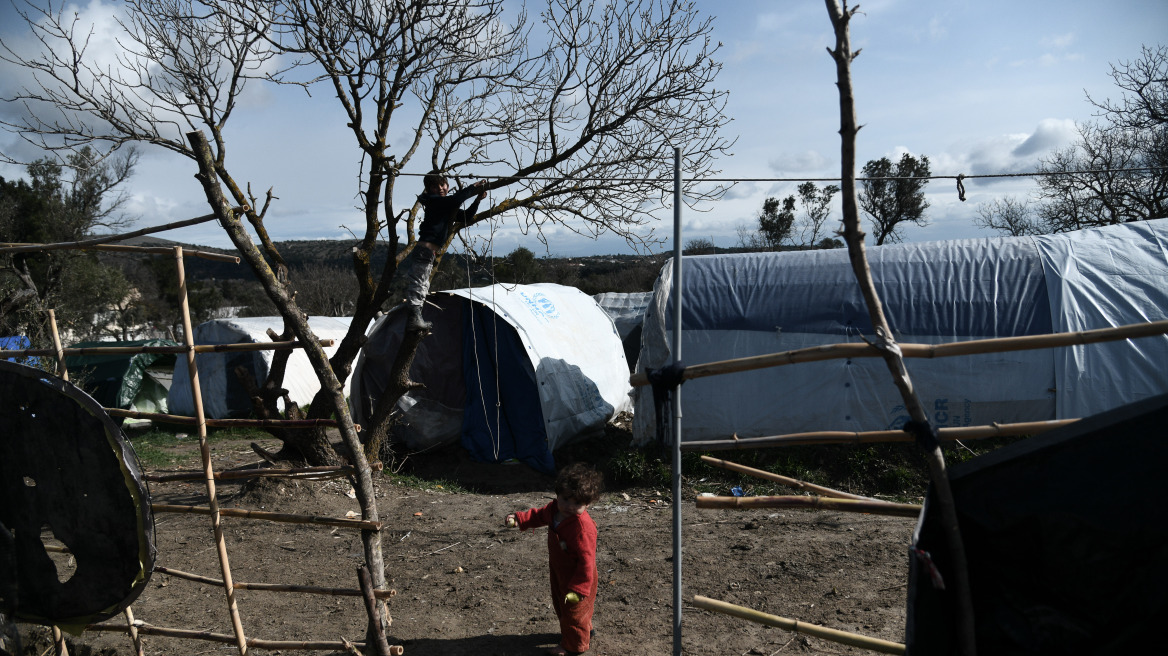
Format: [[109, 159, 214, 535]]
[[973, 197, 1044, 237], [1, 0, 731, 464]]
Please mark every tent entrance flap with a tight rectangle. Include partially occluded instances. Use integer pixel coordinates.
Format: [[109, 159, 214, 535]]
[[461, 302, 552, 474]]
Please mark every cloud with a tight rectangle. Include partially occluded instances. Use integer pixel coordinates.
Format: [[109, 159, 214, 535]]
[[721, 181, 760, 200], [1011, 118, 1077, 157], [930, 119, 1080, 188], [1040, 33, 1075, 49], [767, 150, 830, 175]]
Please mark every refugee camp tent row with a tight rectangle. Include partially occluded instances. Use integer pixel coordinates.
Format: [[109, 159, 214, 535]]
[[634, 219, 1168, 444], [168, 316, 357, 419], [65, 339, 179, 426], [593, 291, 653, 371], [351, 283, 631, 474]]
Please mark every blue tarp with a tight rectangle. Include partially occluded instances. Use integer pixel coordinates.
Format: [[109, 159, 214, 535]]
[[634, 219, 1168, 443]]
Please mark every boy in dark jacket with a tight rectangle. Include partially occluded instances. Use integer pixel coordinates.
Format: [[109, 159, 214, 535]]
[[506, 463, 604, 655], [403, 172, 487, 331]]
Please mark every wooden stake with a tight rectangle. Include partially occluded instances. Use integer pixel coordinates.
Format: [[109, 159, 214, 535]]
[[51, 624, 69, 656], [47, 309, 68, 381], [700, 456, 873, 500], [122, 606, 144, 656], [695, 495, 921, 517], [154, 565, 396, 599], [682, 419, 1078, 451], [175, 245, 249, 655], [692, 595, 904, 654], [151, 504, 381, 531]]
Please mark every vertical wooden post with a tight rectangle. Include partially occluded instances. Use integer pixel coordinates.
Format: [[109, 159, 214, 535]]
[[823, 2, 976, 654], [175, 246, 249, 655], [51, 625, 69, 656], [122, 606, 144, 656], [47, 309, 68, 381], [48, 308, 71, 656]]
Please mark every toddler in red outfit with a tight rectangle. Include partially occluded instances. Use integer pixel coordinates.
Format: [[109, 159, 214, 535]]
[[506, 463, 603, 656]]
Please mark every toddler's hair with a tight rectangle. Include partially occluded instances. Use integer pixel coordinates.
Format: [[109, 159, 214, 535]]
[[555, 463, 604, 505], [423, 172, 447, 191]]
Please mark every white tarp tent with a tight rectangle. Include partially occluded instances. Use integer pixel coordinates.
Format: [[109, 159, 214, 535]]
[[352, 283, 632, 474], [169, 316, 356, 419], [634, 219, 1168, 444]]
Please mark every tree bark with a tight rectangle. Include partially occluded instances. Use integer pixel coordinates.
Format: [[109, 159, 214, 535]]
[[185, 130, 390, 635], [823, 2, 976, 654]]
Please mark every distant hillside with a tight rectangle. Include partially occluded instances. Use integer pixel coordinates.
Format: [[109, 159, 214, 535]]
[[120, 236, 666, 294]]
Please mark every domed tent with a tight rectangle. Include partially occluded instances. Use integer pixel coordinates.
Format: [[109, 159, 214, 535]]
[[352, 283, 632, 474], [168, 316, 355, 419], [65, 338, 178, 426], [634, 219, 1168, 444]]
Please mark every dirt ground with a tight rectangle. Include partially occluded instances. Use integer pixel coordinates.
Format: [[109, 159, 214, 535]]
[[21, 431, 915, 656]]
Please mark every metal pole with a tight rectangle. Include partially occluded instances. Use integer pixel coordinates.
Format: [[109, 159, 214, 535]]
[[671, 146, 684, 656]]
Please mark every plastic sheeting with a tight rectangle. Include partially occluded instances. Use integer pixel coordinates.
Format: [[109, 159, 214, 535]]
[[0, 360, 155, 627], [351, 284, 631, 474], [65, 339, 177, 421], [907, 393, 1168, 655], [634, 220, 1168, 444], [168, 316, 356, 419]]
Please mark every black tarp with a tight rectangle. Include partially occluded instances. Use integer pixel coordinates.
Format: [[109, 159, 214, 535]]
[[906, 393, 1168, 655], [0, 361, 155, 628]]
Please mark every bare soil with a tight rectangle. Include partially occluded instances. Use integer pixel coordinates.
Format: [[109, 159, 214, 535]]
[[22, 431, 914, 656]]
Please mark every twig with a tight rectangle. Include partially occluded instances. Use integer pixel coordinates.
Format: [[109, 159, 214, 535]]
[[423, 542, 461, 556]]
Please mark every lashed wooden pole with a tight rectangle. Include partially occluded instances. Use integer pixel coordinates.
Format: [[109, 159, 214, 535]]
[[175, 245, 249, 655], [693, 595, 905, 654], [823, 2, 975, 654], [185, 130, 388, 642]]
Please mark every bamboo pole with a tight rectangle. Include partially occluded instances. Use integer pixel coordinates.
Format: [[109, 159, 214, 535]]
[[151, 504, 382, 531], [154, 566, 396, 599], [47, 309, 68, 381], [695, 494, 921, 517], [145, 465, 355, 483], [700, 456, 875, 500], [175, 246, 250, 656], [0, 241, 240, 262], [85, 622, 393, 652], [691, 595, 905, 654], [630, 319, 1168, 387], [0, 208, 243, 255], [0, 338, 334, 360], [110, 408, 350, 431], [122, 606, 144, 656], [682, 418, 1078, 451]]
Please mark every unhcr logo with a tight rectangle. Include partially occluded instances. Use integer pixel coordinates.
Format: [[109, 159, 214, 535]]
[[519, 291, 559, 322]]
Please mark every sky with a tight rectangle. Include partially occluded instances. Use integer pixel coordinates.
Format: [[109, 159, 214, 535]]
[[1, 0, 1166, 257]]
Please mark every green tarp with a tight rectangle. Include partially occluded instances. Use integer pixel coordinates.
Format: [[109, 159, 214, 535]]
[[65, 339, 178, 418]]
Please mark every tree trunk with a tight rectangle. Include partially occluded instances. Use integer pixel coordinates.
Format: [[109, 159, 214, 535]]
[[185, 130, 390, 635]]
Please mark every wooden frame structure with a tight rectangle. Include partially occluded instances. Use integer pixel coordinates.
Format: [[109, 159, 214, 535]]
[[1, 226, 400, 655]]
